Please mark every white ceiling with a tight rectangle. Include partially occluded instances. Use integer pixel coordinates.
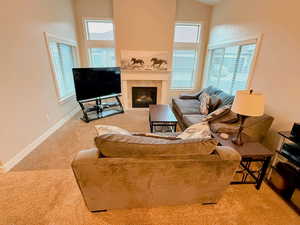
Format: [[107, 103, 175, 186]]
[[196, 0, 223, 5]]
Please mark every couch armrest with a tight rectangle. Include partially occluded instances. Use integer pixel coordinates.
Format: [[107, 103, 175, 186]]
[[179, 89, 204, 99], [71, 148, 99, 167], [179, 93, 199, 99], [243, 114, 274, 142], [215, 146, 241, 161]]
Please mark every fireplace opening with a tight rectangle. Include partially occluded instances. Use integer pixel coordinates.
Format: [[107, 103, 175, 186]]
[[132, 87, 157, 108]]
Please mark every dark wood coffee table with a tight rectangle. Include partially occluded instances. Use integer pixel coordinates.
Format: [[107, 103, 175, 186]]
[[212, 133, 274, 190], [149, 104, 178, 133]]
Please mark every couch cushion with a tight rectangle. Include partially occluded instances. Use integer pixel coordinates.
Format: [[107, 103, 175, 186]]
[[182, 114, 207, 127], [172, 98, 201, 116], [216, 91, 234, 107], [95, 134, 218, 158]]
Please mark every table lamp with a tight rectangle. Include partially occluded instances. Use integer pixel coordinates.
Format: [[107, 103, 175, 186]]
[[231, 90, 265, 145]]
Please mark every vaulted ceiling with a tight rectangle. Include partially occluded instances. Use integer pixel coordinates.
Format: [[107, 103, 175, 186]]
[[196, 0, 223, 5]]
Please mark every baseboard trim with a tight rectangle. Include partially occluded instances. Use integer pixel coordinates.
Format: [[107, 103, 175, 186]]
[[3, 106, 80, 172], [0, 166, 4, 174]]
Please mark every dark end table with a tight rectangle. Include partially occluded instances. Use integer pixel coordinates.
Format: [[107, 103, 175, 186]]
[[212, 133, 274, 190], [149, 104, 178, 133]]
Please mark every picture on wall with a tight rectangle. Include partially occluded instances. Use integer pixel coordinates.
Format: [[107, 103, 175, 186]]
[[121, 50, 168, 71]]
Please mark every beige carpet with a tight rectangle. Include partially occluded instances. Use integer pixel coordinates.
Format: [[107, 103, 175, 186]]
[[1, 110, 299, 225]]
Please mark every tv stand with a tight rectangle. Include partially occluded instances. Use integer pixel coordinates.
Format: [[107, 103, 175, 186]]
[[78, 94, 124, 123]]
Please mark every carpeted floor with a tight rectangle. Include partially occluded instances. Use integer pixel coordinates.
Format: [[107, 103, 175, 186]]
[[0, 110, 299, 225]]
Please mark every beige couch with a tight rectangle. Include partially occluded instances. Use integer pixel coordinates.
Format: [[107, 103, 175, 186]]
[[72, 134, 241, 212]]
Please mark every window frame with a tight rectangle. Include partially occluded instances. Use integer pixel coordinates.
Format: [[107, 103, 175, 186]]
[[44, 32, 80, 104], [83, 18, 117, 67], [203, 35, 262, 93], [171, 22, 202, 90]]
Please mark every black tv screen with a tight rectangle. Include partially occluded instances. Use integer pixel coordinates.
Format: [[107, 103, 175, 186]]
[[72, 67, 121, 101]]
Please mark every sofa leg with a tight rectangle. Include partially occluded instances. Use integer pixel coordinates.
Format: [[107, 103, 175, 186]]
[[202, 202, 216, 205], [91, 209, 107, 213]]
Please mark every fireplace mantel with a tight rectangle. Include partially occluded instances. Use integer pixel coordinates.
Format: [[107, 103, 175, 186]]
[[121, 70, 171, 110], [121, 70, 170, 81]]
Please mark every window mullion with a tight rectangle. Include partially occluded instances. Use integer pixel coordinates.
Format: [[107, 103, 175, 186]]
[[196, 25, 201, 43], [206, 50, 214, 86], [191, 49, 198, 89], [216, 48, 225, 88], [71, 46, 77, 67], [57, 43, 67, 96], [230, 45, 242, 95]]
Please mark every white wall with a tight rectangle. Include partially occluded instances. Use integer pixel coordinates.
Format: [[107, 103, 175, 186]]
[[113, 0, 177, 65], [209, 0, 300, 148], [0, 0, 78, 167], [73, 0, 212, 102]]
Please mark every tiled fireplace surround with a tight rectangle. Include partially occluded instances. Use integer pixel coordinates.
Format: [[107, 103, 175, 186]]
[[121, 70, 171, 110]]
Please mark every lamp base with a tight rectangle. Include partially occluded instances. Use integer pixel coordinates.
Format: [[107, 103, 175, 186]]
[[231, 115, 247, 146], [232, 135, 244, 146]]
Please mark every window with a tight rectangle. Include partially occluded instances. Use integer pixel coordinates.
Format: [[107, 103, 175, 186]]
[[89, 48, 116, 67], [204, 41, 257, 95], [86, 20, 114, 41], [171, 23, 201, 89], [45, 33, 78, 103], [85, 20, 116, 67]]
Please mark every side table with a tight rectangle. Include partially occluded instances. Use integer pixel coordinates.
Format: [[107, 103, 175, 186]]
[[266, 131, 300, 212], [212, 133, 274, 190]]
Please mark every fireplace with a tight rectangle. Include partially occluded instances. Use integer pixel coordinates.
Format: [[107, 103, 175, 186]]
[[132, 87, 157, 108]]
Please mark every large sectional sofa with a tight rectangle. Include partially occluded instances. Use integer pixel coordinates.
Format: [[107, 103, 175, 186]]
[[72, 86, 274, 212], [172, 86, 274, 143]]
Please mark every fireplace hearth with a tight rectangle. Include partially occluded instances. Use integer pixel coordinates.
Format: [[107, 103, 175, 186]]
[[132, 87, 157, 108]]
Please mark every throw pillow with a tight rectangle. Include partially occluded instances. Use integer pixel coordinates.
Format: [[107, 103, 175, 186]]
[[177, 122, 211, 140], [94, 125, 131, 137], [198, 92, 211, 115], [209, 95, 222, 112], [95, 134, 218, 157], [201, 105, 231, 123]]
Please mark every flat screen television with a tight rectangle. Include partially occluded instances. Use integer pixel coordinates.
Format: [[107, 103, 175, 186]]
[[72, 67, 121, 101]]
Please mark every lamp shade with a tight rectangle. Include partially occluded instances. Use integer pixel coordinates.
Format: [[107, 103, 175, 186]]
[[231, 90, 265, 117]]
